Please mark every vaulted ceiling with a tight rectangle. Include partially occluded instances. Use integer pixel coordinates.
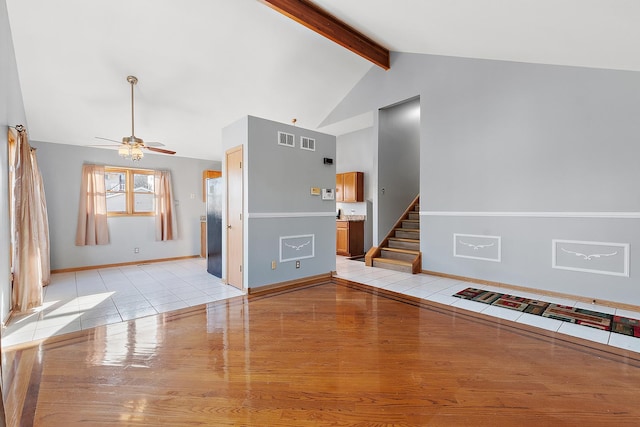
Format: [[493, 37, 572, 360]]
[[6, 0, 639, 161]]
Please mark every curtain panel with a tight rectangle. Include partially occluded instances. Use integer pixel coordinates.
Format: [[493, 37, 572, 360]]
[[154, 170, 177, 241], [10, 127, 51, 312], [75, 164, 110, 245]]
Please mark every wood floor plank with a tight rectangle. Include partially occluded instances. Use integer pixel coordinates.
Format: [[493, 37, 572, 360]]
[[3, 281, 640, 426]]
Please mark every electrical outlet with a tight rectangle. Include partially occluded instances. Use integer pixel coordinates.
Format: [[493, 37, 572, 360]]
[[296, 260, 300, 269], [134, 247, 139, 254], [271, 260, 276, 270]]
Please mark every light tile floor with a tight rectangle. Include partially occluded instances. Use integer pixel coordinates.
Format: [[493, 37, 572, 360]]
[[2, 258, 243, 347], [4, 256, 640, 354], [334, 256, 640, 354]]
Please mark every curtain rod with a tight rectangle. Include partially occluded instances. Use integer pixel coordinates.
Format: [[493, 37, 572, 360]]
[[99, 164, 157, 173], [112, 166, 155, 172]]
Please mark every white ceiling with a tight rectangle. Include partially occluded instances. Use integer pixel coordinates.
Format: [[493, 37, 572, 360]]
[[6, 0, 640, 161]]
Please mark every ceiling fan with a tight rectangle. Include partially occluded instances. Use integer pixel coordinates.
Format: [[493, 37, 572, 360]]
[[93, 75, 176, 160]]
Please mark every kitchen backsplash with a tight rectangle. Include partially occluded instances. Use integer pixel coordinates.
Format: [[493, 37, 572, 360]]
[[336, 201, 367, 216]]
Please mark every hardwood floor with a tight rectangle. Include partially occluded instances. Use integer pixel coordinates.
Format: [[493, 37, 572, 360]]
[[3, 279, 640, 426]]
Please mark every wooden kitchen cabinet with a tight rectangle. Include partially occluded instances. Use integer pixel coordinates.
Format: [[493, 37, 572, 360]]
[[336, 220, 364, 256], [335, 172, 364, 203], [335, 173, 345, 202], [200, 221, 207, 258]]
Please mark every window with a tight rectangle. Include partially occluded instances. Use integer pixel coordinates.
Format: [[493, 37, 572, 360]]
[[105, 167, 154, 216]]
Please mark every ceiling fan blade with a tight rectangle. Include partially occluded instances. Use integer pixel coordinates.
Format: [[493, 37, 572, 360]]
[[145, 146, 176, 155], [144, 141, 166, 147], [95, 136, 122, 144]]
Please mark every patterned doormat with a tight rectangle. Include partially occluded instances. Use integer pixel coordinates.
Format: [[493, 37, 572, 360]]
[[453, 287, 640, 338]]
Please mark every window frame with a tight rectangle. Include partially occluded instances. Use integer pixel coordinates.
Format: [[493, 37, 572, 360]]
[[105, 167, 155, 217]]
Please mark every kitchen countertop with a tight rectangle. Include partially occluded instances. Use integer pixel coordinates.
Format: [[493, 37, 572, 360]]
[[337, 215, 366, 221]]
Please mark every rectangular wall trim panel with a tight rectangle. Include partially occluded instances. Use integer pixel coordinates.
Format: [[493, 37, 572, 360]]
[[280, 234, 315, 262], [552, 239, 629, 277], [453, 234, 502, 262]]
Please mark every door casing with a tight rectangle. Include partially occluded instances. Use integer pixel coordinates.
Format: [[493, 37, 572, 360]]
[[225, 145, 243, 290]]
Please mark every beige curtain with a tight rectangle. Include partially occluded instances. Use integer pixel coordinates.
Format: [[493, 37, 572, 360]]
[[75, 164, 109, 245], [154, 170, 177, 241], [10, 127, 51, 312]]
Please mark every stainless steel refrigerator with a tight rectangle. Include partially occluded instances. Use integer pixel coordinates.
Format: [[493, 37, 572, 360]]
[[206, 177, 222, 278]]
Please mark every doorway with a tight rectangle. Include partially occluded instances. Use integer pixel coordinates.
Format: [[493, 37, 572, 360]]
[[377, 97, 420, 243]]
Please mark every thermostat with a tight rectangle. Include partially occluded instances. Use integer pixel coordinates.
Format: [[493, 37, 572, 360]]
[[321, 188, 334, 200]]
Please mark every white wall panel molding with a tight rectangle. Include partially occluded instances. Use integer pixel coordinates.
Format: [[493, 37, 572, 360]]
[[453, 233, 502, 262], [421, 211, 640, 219], [249, 212, 337, 219], [280, 234, 315, 262], [552, 239, 630, 277]]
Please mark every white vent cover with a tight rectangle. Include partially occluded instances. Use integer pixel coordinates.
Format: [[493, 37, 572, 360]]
[[278, 131, 295, 147], [301, 136, 315, 151]]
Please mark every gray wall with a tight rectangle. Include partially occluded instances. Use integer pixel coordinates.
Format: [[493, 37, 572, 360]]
[[377, 97, 420, 242], [322, 52, 640, 306], [32, 140, 219, 270], [1, 0, 27, 323], [223, 115, 336, 289], [336, 127, 374, 250]]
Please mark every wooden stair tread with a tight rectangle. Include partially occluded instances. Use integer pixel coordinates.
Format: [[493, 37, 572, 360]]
[[373, 257, 412, 266], [381, 247, 420, 255], [402, 219, 419, 223], [395, 228, 419, 232]]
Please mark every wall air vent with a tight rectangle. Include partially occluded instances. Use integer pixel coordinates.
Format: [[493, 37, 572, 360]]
[[301, 136, 315, 151], [278, 131, 295, 147]]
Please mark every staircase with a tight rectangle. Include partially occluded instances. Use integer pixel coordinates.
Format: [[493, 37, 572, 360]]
[[365, 196, 421, 274]]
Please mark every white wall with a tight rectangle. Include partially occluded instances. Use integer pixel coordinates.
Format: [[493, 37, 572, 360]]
[[1, 0, 27, 323], [32, 140, 219, 270], [322, 52, 640, 306]]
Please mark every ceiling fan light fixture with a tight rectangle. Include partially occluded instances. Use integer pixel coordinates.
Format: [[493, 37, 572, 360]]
[[118, 145, 130, 158], [94, 75, 176, 159], [131, 146, 144, 162]]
